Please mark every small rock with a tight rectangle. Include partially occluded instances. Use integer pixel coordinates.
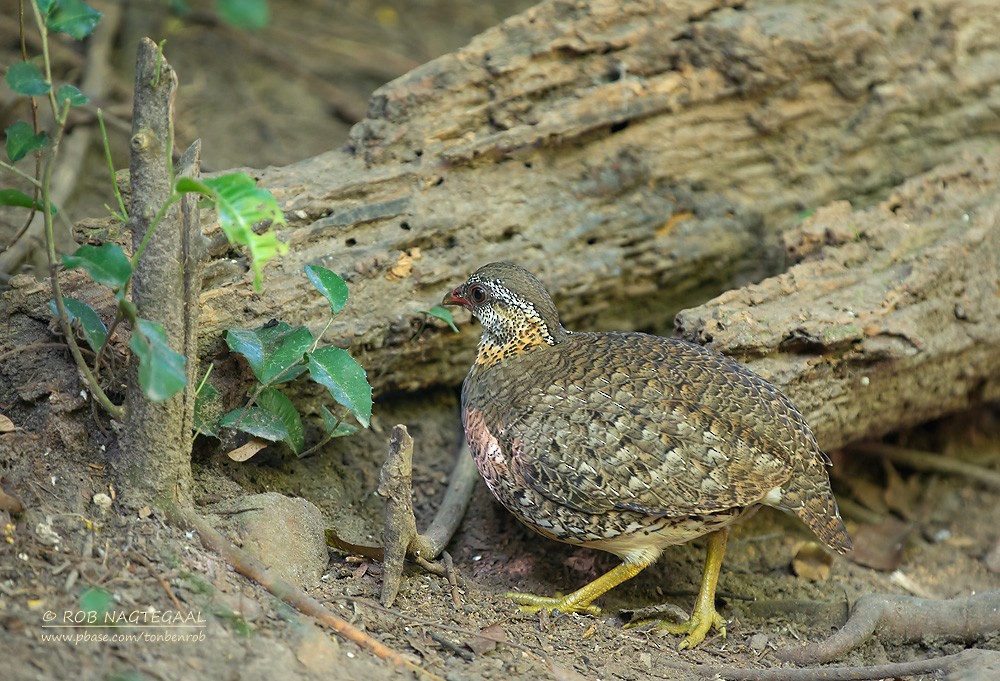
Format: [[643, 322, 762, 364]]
[[985, 541, 1000, 574], [748, 632, 770, 653], [222, 492, 328, 588], [34, 522, 60, 546], [92, 493, 113, 512], [294, 623, 339, 673], [791, 541, 834, 581]]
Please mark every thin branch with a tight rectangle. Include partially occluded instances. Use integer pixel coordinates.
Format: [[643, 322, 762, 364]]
[[177, 506, 444, 681], [129, 550, 183, 611], [853, 442, 1000, 490], [0, 160, 43, 187], [43, 100, 122, 420], [97, 109, 128, 220]]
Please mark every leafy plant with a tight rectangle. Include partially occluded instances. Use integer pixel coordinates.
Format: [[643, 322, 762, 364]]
[[169, 0, 271, 30], [197, 265, 369, 457], [410, 304, 459, 340], [3, 2, 371, 461]]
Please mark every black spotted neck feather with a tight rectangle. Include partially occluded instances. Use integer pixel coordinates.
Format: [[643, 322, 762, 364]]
[[473, 295, 565, 368]]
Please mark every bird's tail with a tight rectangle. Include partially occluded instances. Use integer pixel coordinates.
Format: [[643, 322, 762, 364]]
[[781, 452, 853, 554]]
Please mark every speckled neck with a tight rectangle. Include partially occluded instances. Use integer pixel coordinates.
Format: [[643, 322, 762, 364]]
[[474, 303, 566, 368]]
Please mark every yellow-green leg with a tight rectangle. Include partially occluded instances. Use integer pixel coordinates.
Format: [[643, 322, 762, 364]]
[[645, 527, 729, 649], [506, 555, 657, 616]]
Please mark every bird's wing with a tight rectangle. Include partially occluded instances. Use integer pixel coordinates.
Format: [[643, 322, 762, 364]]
[[499, 337, 807, 517]]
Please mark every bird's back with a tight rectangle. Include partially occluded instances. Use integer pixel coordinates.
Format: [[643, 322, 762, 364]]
[[462, 331, 851, 553]]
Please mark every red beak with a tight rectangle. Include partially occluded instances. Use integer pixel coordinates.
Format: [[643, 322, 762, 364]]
[[443, 285, 471, 310]]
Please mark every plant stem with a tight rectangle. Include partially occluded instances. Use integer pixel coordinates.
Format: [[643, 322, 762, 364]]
[[0, 160, 43, 187], [97, 109, 128, 220], [93, 308, 125, 377], [309, 317, 335, 353], [42, 102, 123, 420]]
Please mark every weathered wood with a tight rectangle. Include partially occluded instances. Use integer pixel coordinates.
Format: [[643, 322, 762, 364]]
[[675, 153, 1000, 450], [2, 0, 999, 451], [191, 0, 1000, 396]]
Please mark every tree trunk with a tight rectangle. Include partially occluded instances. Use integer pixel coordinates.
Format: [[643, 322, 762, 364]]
[[117, 40, 199, 506], [2, 0, 998, 450]]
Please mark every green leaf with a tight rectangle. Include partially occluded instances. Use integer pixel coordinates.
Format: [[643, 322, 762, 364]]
[[320, 405, 358, 438], [47, 0, 103, 40], [176, 173, 287, 289], [168, 0, 191, 16], [256, 387, 303, 453], [5, 62, 51, 96], [194, 382, 223, 438], [55, 84, 88, 107], [129, 319, 187, 402], [62, 243, 131, 289], [220, 405, 287, 443], [307, 347, 371, 428], [5, 121, 50, 162], [36, 0, 57, 15], [225, 323, 312, 386], [425, 305, 459, 333], [0, 188, 57, 214], [305, 265, 349, 315], [216, 0, 269, 29], [79, 586, 114, 618], [49, 297, 108, 352]]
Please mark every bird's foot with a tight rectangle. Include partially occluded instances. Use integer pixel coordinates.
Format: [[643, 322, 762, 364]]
[[504, 591, 602, 616], [626, 604, 726, 650]]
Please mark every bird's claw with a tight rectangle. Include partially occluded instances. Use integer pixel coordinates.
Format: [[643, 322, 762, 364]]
[[626, 607, 726, 649], [504, 591, 602, 616]]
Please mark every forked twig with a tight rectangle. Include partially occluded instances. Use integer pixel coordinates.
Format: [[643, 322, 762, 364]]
[[378, 423, 477, 606]]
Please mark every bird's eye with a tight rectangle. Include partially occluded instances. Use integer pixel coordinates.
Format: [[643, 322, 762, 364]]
[[468, 284, 487, 304]]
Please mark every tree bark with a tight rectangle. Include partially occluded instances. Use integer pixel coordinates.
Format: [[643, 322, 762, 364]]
[[2, 0, 998, 451], [117, 39, 199, 506], [190, 0, 1000, 396], [675, 152, 1000, 450]]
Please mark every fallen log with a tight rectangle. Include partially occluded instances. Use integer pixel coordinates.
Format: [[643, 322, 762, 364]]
[[2, 0, 998, 450]]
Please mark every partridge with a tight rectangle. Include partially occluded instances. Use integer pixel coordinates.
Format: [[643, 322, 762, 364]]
[[444, 262, 852, 649]]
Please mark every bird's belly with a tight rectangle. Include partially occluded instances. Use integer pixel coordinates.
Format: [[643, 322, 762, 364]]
[[581, 506, 757, 559], [463, 405, 758, 557]]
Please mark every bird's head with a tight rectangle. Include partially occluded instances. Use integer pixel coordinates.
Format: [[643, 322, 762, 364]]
[[444, 262, 567, 362]]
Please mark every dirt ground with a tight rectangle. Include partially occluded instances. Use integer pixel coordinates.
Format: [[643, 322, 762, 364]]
[[2, 1, 1000, 680]]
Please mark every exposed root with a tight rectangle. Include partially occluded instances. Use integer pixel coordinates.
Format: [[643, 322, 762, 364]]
[[697, 649, 996, 681], [778, 590, 1000, 665]]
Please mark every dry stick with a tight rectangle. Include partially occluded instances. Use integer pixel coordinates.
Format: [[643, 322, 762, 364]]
[[129, 550, 183, 611], [696, 649, 987, 681], [420, 438, 478, 559], [777, 590, 1000, 665], [853, 442, 1000, 490], [379, 425, 421, 606], [443, 551, 461, 609], [0, 342, 94, 363], [177, 506, 444, 681], [379, 424, 478, 606]]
